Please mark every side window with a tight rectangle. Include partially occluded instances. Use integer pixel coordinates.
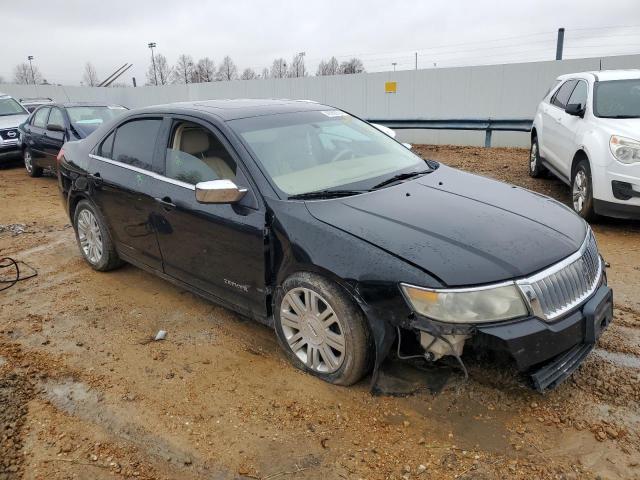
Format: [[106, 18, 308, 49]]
[[98, 130, 115, 159], [567, 81, 588, 109], [48, 108, 65, 128], [32, 108, 50, 128], [165, 121, 237, 185], [111, 119, 162, 171], [551, 80, 578, 109]]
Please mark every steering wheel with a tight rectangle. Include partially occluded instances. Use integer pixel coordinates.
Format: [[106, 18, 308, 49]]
[[331, 149, 357, 163]]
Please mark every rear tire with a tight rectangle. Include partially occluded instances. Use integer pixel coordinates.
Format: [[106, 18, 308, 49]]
[[274, 272, 372, 386], [73, 200, 123, 271], [528, 136, 547, 178], [571, 159, 598, 222], [24, 148, 43, 178]]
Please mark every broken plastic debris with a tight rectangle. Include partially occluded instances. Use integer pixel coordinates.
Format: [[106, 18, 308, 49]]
[[154, 330, 167, 341]]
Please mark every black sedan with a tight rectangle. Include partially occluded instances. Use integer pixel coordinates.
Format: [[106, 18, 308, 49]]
[[56, 99, 612, 392], [19, 102, 127, 177]]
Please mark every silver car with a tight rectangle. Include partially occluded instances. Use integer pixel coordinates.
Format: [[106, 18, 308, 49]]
[[0, 93, 30, 163]]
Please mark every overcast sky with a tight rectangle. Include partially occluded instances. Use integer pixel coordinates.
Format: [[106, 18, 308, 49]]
[[2, 0, 640, 86]]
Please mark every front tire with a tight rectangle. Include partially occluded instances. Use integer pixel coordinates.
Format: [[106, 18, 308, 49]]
[[528, 136, 547, 178], [24, 148, 43, 178], [274, 272, 372, 386], [73, 200, 122, 271], [572, 159, 597, 221]]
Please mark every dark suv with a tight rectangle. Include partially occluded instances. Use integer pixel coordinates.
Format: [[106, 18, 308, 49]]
[[57, 99, 612, 392], [20, 102, 127, 177]]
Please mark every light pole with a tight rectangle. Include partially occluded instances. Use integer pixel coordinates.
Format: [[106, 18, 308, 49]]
[[27, 56, 35, 84], [148, 42, 158, 86], [297, 51, 306, 77], [392, 62, 397, 72]]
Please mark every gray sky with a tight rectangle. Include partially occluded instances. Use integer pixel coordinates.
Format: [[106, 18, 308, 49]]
[[2, 0, 640, 85]]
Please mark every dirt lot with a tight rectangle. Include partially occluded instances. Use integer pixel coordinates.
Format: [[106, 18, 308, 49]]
[[1, 146, 639, 480]]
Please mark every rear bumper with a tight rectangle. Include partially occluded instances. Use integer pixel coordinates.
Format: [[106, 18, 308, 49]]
[[475, 284, 613, 391]]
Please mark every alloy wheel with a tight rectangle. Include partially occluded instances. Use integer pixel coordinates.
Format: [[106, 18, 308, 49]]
[[573, 170, 588, 213], [24, 150, 33, 173], [280, 287, 346, 373], [77, 209, 104, 264], [530, 142, 538, 171]]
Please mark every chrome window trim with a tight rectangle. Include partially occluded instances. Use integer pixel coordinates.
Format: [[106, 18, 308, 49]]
[[88, 153, 196, 191]]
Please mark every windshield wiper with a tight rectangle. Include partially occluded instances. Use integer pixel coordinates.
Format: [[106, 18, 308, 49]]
[[288, 189, 368, 200], [371, 170, 430, 190]]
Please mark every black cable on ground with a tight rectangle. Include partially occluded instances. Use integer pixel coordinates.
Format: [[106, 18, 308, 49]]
[[0, 257, 38, 292]]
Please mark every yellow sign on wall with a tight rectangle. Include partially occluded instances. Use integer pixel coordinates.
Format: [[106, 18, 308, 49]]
[[385, 81, 397, 93]]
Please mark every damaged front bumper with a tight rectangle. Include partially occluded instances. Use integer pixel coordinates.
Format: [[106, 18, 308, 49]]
[[409, 284, 613, 392]]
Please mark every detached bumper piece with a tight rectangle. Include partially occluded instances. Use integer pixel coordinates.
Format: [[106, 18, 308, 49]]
[[530, 343, 593, 392]]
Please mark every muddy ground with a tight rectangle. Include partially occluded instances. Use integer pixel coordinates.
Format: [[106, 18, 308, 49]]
[[0, 146, 639, 480]]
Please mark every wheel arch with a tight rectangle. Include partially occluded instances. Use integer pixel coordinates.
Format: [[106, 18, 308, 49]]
[[571, 149, 590, 178]]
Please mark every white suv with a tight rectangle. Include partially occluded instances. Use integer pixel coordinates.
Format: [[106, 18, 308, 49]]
[[531, 70, 640, 221]]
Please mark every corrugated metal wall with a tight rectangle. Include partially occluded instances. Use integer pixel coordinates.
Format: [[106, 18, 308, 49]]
[[2, 54, 639, 147]]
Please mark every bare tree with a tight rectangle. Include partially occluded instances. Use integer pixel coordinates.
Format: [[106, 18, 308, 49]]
[[240, 68, 257, 80], [82, 62, 100, 86], [270, 58, 288, 79], [289, 53, 307, 78], [172, 54, 195, 84], [339, 58, 365, 75], [316, 56, 340, 76], [195, 57, 215, 82], [216, 56, 238, 81], [146, 53, 172, 85], [260, 67, 270, 79], [13, 62, 43, 84]]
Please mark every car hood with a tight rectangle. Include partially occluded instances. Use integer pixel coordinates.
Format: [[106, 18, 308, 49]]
[[0, 114, 28, 129], [597, 117, 640, 138], [305, 165, 587, 287]]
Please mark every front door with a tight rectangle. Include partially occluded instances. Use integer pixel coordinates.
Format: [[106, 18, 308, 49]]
[[41, 107, 66, 168], [152, 118, 267, 317], [27, 106, 50, 167], [88, 117, 164, 270]]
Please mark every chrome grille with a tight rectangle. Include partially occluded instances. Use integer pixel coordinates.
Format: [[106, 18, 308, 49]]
[[517, 229, 602, 321]]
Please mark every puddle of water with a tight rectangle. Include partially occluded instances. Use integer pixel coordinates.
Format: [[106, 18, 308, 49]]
[[594, 349, 640, 369]]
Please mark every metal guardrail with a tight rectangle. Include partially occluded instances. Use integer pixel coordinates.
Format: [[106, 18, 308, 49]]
[[367, 118, 534, 147]]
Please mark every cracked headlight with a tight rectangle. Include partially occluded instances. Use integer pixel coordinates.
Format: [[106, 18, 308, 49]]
[[400, 282, 528, 324], [610, 135, 640, 164]]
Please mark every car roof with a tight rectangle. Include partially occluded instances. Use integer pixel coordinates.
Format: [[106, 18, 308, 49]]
[[132, 98, 331, 121], [557, 69, 640, 82]]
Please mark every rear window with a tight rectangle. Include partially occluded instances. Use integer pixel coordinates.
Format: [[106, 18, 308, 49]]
[[111, 119, 162, 171]]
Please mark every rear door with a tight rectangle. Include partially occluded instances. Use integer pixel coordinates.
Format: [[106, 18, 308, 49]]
[[27, 107, 50, 167], [41, 107, 66, 168], [544, 80, 577, 178], [88, 116, 164, 270], [151, 116, 267, 317]]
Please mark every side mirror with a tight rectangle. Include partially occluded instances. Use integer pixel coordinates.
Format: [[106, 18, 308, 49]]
[[565, 104, 585, 118], [195, 179, 247, 204], [46, 123, 65, 132]]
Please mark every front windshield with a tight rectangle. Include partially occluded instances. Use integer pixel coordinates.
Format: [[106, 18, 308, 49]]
[[230, 110, 428, 196], [0, 98, 28, 117], [67, 106, 128, 133], [594, 79, 640, 118]]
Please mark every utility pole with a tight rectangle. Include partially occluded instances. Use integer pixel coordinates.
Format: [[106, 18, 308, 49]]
[[556, 28, 565, 61], [392, 62, 397, 72], [148, 42, 158, 85], [298, 51, 306, 77], [415, 52, 418, 70], [27, 56, 35, 84]]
